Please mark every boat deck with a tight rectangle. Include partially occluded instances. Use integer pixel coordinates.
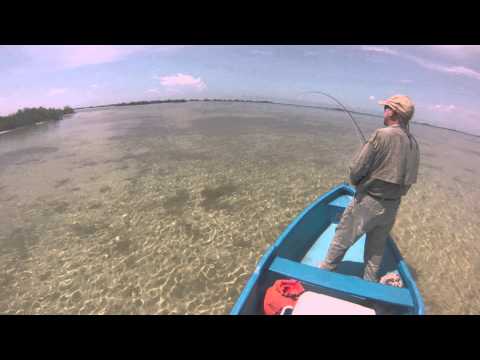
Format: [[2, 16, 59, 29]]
[[301, 193, 367, 277], [301, 223, 366, 275]]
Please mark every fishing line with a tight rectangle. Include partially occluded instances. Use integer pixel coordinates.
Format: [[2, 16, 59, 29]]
[[300, 91, 367, 145]]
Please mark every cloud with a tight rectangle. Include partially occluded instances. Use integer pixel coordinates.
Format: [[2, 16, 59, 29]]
[[250, 49, 273, 56], [429, 104, 456, 112], [155, 73, 207, 91], [400, 79, 413, 84], [429, 45, 480, 59], [409, 57, 480, 81], [368, 95, 375, 100], [47, 88, 67, 96], [19, 45, 186, 70], [304, 50, 319, 57], [361, 46, 399, 55], [146, 88, 161, 94], [90, 83, 108, 90], [360, 45, 480, 81]]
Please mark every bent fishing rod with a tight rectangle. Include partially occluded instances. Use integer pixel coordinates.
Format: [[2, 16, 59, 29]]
[[301, 91, 367, 145]]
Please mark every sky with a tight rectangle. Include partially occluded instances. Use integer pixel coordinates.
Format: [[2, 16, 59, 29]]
[[1, 45, 480, 135]]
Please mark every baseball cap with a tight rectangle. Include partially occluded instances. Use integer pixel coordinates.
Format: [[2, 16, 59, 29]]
[[379, 95, 415, 122]]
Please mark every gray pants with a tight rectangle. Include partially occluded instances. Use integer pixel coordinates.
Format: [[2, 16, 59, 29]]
[[319, 193, 400, 282]]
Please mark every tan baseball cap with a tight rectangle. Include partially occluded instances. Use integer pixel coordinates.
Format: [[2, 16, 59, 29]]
[[379, 95, 415, 122]]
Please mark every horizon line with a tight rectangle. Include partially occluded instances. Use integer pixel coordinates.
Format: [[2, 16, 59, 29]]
[[73, 97, 480, 138]]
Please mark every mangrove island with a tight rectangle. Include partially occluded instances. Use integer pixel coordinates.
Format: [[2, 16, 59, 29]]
[[0, 106, 75, 132]]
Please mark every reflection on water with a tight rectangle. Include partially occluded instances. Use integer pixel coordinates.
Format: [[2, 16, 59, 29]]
[[0, 102, 479, 314]]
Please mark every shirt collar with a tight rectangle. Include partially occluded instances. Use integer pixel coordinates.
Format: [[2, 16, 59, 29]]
[[389, 124, 407, 130]]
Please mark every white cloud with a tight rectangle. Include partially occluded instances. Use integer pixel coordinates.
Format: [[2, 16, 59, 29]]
[[368, 95, 375, 100], [430, 104, 456, 112], [304, 50, 319, 56], [409, 56, 480, 81], [90, 83, 109, 90], [250, 49, 273, 56], [146, 88, 161, 94], [429, 45, 480, 59], [361, 46, 398, 55], [360, 45, 480, 82], [47, 88, 67, 96], [400, 79, 413, 84], [155, 73, 207, 91], [19, 45, 186, 70]]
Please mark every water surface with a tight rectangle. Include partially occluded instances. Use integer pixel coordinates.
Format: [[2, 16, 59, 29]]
[[0, 102, 478, 314]]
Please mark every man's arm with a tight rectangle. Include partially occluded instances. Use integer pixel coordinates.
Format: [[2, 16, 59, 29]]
[[349, 130, 381, 186]]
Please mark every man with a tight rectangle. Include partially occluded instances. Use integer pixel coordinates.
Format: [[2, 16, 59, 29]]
[[318, 95, 420, 282]]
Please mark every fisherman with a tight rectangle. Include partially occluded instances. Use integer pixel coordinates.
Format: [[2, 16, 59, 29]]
[[318, 95, 420, 282]]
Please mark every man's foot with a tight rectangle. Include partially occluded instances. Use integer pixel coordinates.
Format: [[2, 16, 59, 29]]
[[318, 261, 335, 270]]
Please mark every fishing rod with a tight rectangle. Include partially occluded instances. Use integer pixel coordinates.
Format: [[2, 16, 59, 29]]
[[301, 91, 367, 145]]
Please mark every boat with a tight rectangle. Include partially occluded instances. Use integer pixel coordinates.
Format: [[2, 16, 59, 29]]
[[230, 183, 424, 315]]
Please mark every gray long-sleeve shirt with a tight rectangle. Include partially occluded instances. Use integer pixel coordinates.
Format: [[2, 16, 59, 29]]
[[349, 124, 420, 199]]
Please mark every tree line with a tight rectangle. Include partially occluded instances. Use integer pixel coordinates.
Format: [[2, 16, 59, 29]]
[[76, 98, 273, 110], [0, 106, 75, 132]]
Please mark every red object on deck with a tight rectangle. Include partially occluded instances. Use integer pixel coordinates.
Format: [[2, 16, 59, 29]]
[[263, 279, 305, 315]]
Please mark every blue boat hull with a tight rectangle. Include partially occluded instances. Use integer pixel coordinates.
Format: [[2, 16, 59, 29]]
[[230, 183, 424, 315]]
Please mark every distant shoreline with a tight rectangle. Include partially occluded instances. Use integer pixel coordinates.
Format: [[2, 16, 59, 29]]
[[74, 98, 480, 139]]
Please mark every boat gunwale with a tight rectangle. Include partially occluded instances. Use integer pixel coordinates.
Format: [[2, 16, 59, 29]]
[[386, 237, 425, 314]]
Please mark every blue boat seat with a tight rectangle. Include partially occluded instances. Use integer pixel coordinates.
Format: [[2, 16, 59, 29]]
[[269, 256, 414, 308]]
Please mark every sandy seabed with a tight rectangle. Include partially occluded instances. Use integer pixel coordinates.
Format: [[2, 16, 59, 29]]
[[0, 102, 479, 314]]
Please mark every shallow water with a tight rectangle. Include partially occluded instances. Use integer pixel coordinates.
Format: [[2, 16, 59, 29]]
[[0, 102, 479, 314]]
